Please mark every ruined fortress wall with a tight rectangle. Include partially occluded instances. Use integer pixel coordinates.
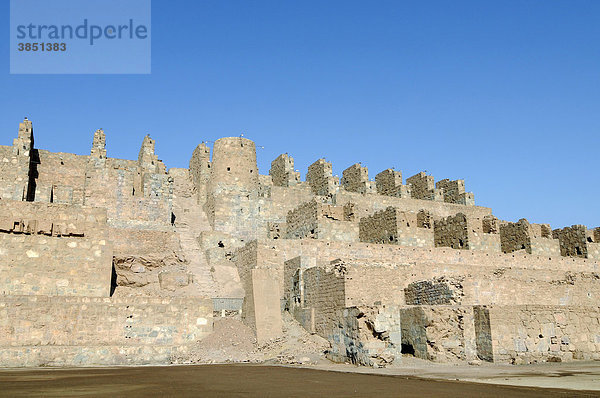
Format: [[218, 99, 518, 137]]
[[34, 150, 88, 205], [306, 159, 338, 196], [233, 241, 283, 342], [238, 239, 600, 299], [487, 305, 600, 363], [285, 201, 358, 241], [286, 200, 319, 239], [468, 232, 501, 252], [0, 200, 112, 297], [109, 228, 187, 293], [0, 296, 213, 366], [434, 213, 470, 250], [302, 266, 346, 336], [0, 200, 108, 236], [85, 166, 172, 229], [553, 225, 588, 258], [530, 237, 561, 257], [261, 239, 599, 275], [400, 306, 477, 363], [462, 271, 600, 306], [589, 242, 600, 260], [269, 154, 300, 188], [333, 191, 491, 221], [341, 163, 372, 194], [0, 234, 112, 297], [235, 241, 260, 328], [358, 207, 434, 247], [500, 220, 531, 253], [324, 260, 600, 307], [0, 145, 29, 201], [403, 266, 600, 307], [189, 143, 211, 200], [343, 263, 404, 307], [267, 185, 314, 222], [317, 219, 359, 242]]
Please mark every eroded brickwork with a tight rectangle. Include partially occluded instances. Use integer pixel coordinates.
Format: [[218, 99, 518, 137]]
[[270, 153, 300, 187], [1, 117, 600, 368]]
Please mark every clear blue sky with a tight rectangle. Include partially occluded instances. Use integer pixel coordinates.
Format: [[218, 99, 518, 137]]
[[1, 0, 598, 228]]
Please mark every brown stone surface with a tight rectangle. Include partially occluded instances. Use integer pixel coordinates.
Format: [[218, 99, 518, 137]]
[[1, 118, 600, 370]]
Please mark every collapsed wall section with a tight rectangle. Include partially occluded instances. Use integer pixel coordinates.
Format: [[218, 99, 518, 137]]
[[400, 306, 477, 363]]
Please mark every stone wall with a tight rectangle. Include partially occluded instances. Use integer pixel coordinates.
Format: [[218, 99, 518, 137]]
[[553, 225, 588, 258], [406, 172, 442, 201], [487, 305, 600, 363], [499, 219, 559, 256], [404, 278, 462, 305], [340, 260, 405, 307], [0, 295, 213, 366], [269, 153, 300, 187], [333, 190, 491, 223], [375, 169, 409, 197], [434, 213, 470, 249], [286, 200, 319, 239], [0, 201, 112, 297], [109, 228, 195, 295], [341, 163, 372, 194], [0, 119, 33, 202], [359, 207, 434, 248], [306, 159, 338, 196], [286, 200, 358, 241], [237, 238, 600, 299], [189, 143, 211, 201], [299, 264, 346, 336], [433, 213, 500, 252], [435, 179, 475, 205]]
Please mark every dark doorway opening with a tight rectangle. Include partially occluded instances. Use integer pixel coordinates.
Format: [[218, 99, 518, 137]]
[[401, 343, 415, 356]]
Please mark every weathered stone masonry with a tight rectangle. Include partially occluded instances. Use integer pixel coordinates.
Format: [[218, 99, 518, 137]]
[[2, 117, 600, 367]]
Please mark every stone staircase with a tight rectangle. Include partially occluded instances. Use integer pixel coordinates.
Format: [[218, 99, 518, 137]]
[[170, 169, 216, 298]]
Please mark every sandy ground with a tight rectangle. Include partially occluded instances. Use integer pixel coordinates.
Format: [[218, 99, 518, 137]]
[[0, 365, 597, 398], [308, 357, 600, 392]]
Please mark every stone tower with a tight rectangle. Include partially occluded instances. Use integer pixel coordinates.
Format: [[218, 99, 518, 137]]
[[189, 143, 212, 202], [208, 137, 258, 193], [205, 137, 260, 240], [0, 118, 35, 201]]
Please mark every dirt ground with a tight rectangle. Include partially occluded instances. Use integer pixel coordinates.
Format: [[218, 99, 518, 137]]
[[0, 364, 597, 398], [312, 357, 600, 392]]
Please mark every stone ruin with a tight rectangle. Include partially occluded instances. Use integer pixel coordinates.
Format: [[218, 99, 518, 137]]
[[2, 118, 600, 367]]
